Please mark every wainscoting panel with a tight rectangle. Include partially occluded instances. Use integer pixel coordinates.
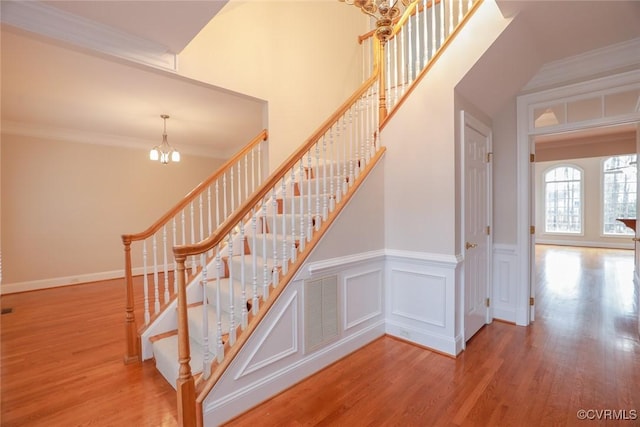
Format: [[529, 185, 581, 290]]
[[344, 269, 383, 331], [385, 251, 462, 356], [202, 253, 385, 426], [492, 244, 517, 322]]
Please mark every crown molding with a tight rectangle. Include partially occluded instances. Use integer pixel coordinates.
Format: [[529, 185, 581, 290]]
[[0, 1, 178, 72], [523, 38, 640, 92], [1, 121, 227, 159]]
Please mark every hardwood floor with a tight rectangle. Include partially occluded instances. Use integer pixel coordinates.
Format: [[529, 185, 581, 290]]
[[225, 245, 640, 426], [1, 278, 177, 426], [2, 245, 638, 426]]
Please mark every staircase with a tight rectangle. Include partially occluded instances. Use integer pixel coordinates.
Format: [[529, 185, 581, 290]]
[[121, 0, 487, 425], [150, 169, 352, 388]]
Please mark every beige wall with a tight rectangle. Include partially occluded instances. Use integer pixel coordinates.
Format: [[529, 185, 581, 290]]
[[178, 0, 367, 171], [535, 156, 634, 248], [1, 134, 224, 287]]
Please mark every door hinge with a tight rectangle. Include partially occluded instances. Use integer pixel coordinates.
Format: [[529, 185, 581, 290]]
[[486, 225, 491, 235], [530, 297, 535, 306], [530, 153, 535, 163], [485, 298, 490, 307], [530, 225, 535, 235], [486, 152, 493, 163]]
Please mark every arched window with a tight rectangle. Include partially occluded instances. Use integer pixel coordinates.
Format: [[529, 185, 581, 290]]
[[544, 166, 582, 234], [603, 155, 637, 236]]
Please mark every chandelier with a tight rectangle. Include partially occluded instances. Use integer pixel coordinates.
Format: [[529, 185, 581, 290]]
[[339, 0, 414, 42], [150, 114, 180, 164]]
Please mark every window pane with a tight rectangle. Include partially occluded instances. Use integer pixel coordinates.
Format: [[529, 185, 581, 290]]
[[544, 166, 582, 234], [603, 155, 637, 236]]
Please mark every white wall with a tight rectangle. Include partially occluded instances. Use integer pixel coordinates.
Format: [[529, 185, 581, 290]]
[[178, 0, 368, 171], [382, 0, 510, 255], [535, 156, 634, 249]]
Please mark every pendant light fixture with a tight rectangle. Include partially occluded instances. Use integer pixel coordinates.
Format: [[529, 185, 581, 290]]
[[150, 114, 180, 164]]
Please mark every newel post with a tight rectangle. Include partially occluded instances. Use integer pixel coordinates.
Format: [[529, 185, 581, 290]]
[[122, 236, 140, 364], [376, 37, 388, 123], [175, 254, 196, 426]]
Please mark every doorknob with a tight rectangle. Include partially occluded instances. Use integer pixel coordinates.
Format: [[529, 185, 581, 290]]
[[465, 242, 478, 249], [632, 237, 640, 242]]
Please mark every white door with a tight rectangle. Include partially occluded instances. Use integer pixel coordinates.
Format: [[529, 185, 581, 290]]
[[462, 111, 492, 342]]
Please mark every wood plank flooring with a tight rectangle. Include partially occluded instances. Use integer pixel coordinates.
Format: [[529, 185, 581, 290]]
[[2, 245, 639, 426], [225, 245, 640, 426]]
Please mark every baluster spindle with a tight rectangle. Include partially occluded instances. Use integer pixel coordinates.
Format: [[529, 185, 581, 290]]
[[423, 0, 429, 65], [230, 165, 235, 212], [163, 225, 169, 303], [401, 26, 406, 92], [271, 188, 279, 285], [215, 180, 221, 228], [307, 150, 313, 242], [207, 187, 212, 237], [290, 167, 298, 264], [348, 108, 355, 188], [415, 10, 421, 76], [240, 222, 247, 330], [201, 253, 210, 379], [173, 218, 178, 294], [298, 160, 306, 253], [142, 240, 150, 324], [449, 0, 454, 35], [190, 202, 196, 274], [314, 143, 321, 230], [152, 234, 160, 313], [251, 209, 259, 315], [408, 11, 413, 83], [215, 247, 224, 363], [228, 234, 236, 345], [251, 148, 256, 194], [393, 35, 399, 106], [329, 126, 336, 212], [261, 201, 269, 300], [322, 135, 328, 220], [244, 156, 249, 202], [223, 173, 228, 219], [440, 0, 445, 45], [431, 0, 437, 55], [281, 178, 288, 276], [198, 194, 204, 243], [339, 115, 344, 201]]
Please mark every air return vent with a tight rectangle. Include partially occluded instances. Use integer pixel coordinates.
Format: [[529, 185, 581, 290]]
[[304, 275, 338, 353]]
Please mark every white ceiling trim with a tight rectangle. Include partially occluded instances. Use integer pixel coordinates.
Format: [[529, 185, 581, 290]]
[[1, 1, 178, 72], [523, 37, 640, 92], [1, 121, 229, 159]]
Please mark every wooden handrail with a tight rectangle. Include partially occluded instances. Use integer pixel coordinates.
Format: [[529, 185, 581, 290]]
[[174, 76, 379, 260], [122, 129, 268, 243], [121, 128, 268, 364]]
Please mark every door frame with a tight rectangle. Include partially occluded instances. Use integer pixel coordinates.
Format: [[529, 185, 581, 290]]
[[461, 110, 493, 344], [516, 70, 640, 326]]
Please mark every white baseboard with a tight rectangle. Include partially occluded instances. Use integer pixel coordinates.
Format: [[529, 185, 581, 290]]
[[0, 266, 151, 294], [385, 320, 460, 356], [1, 270, 123, 294]]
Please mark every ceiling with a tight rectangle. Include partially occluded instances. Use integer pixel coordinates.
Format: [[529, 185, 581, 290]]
[[1, 0, 266, 159], [1, 1, 639, 158]]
